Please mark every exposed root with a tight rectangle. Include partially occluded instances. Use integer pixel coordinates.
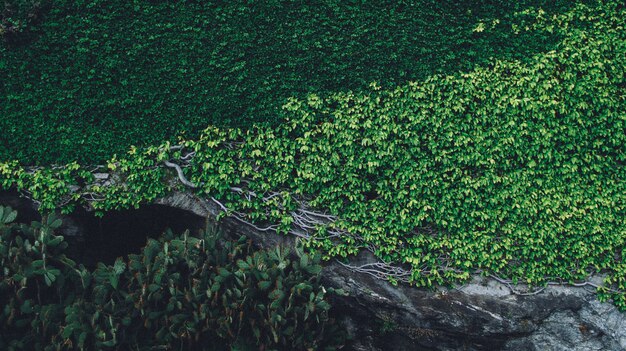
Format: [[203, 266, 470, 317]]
[[13, 143, 622, 296]]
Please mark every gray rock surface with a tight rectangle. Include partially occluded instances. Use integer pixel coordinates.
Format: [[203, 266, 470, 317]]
[[156, 191, 626, 351], [3, 190, 625, 350]]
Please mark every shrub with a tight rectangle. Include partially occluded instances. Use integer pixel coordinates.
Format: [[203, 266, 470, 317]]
[[0, 205, 345, 350]]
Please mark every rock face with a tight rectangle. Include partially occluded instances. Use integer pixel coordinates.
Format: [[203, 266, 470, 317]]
[[155, 191, 626, 351], [326, 265, 626, 351], [2, 190, 625, 350]]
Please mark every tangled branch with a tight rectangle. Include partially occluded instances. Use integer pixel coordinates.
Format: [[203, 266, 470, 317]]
[[156, 146, 625, 296], [485, 274, 624, 296], [13, 142, 619, 297], [336, 260, 412, 283]]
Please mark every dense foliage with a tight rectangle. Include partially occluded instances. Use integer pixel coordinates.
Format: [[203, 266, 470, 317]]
[[0, 0, 574, 164], [0, 206, 344, 350], [3, 0, 624, 308]]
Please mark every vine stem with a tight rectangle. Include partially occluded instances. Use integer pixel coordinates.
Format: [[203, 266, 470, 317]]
[[14, 144, 624, 298], [163, 161, 198, 188], [157, 146, 625, 297]]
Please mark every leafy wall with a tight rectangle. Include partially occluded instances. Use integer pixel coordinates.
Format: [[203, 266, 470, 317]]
[[1, 0, 573, 164], [1, 1, 625, 309]]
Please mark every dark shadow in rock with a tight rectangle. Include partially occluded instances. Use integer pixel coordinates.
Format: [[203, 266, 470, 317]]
[[0, 190, 41, 224], [66, 205, 207, 268], [0, 190, 207, 268]]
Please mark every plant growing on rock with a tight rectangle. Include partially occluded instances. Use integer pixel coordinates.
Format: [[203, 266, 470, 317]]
[[1, 0, 625, 311]]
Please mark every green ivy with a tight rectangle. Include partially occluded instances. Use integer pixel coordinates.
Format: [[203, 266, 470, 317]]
[[1, 0, 574, 164], [1, 1, 625, 309]]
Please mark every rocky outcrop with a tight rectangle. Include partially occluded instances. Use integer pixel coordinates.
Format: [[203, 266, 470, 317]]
[[155, 191, 626, 351], [326, 263, 626, 351], [2, 190, 625, 350]]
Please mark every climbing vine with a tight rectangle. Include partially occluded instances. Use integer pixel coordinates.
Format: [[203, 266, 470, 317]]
[[1, 1, 625, 308]]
